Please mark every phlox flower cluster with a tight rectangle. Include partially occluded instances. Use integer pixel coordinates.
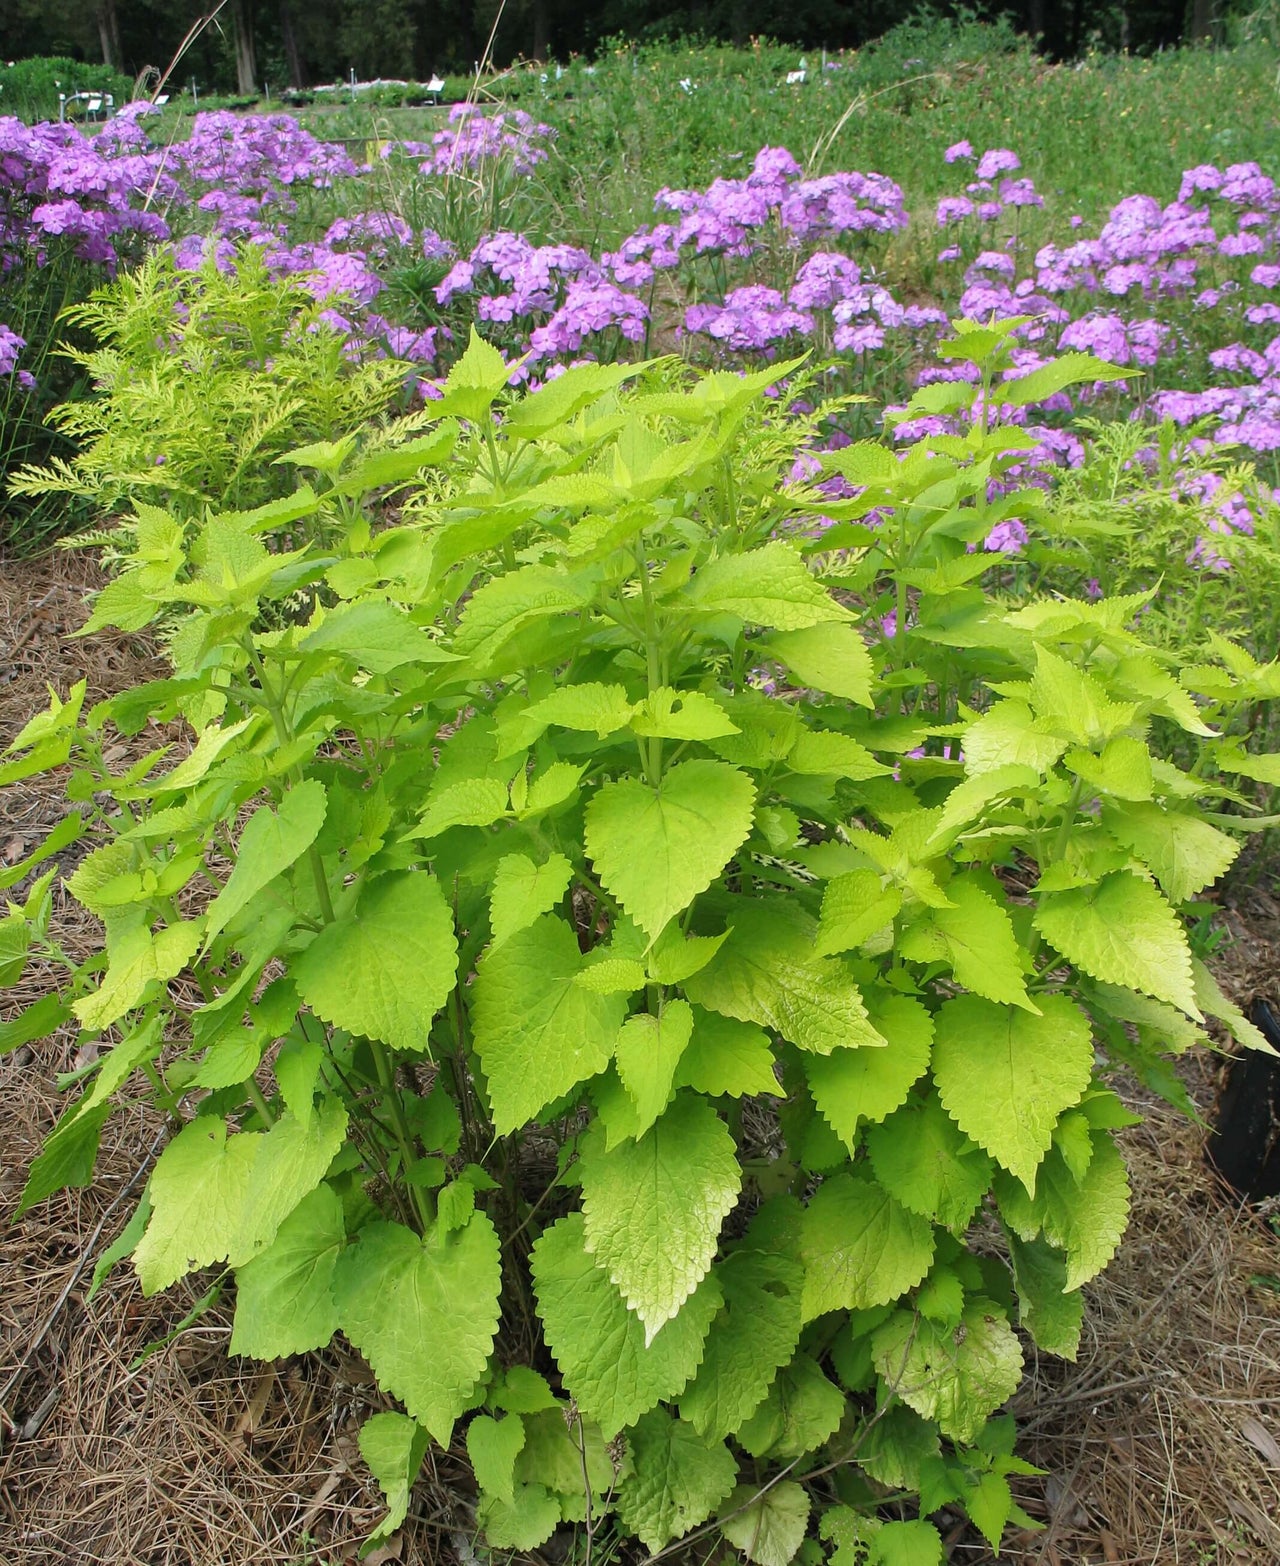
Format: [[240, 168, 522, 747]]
[[0, 321, 34, 389], [401, 105, 554, 177]]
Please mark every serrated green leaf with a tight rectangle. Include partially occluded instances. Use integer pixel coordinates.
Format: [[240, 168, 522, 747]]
[[292, 872, 458, 1052], [632, 688, 740, 740], [962, 701, 1067, 777], [531, 1212, 722, 1437], [679, 1199, 805, 1440], [788, 730, 889, 781], [1034, 871, 1199, 1018], [488, 852, 573, 947], [300, 599, 457, 673], [720, 1480, 811, 1566], [576, 954, 649, 994], [870, 1519, 944, 1566], [1102, 803, 1239, 904], [472, 915, 627, 1131], [1008, 1235, 1084, 1359], [452, 564, 590, 671], [414, 777, 510, 837], [1065, 735, 1153, 801], [998, 351, 1127, 407], [1192, 958, 1273, 1053], [332, 1211, 501, 1444], [359, 1411, 431, 1553], [932, 993, 1094, 1192], [491, 1366, 557, 1414], [872, 1300, 1023, 1444], [229, 1183, 344, 1358], [525, 682, 636, 738], [73, 920, 202, 1032], [1028, 647, 1136, 747], [580, 1094, 740, 1340], [674, 1007, 780, 1099], [685, 899, 883, 1055], [799, 1170, 935, 1322], [647, 927, 730, 985], [866, 1092, 993, 1229], [999, 1134, 1130, 1291], [617, 1410, 738, 1552], [736, 1352, 844, 1459], [0, 992, 69, 1056], [16, 1099, 112, 1215], [615, 999, 695, 1136], [585, 760, 756, 940], [901, 879, 1035, 1010], [815, 870, 902, 957], [478, 1484, 561, 1550], [766, 623, 874, 706], [134, 1103, 348, 1293], [806, 991, 933, 1148], [468, 1413, 526, 1506], [686, 541, 852, 630]]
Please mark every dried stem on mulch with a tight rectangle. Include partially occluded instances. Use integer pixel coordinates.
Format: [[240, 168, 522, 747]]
[[2, 550, 1279, 1566]]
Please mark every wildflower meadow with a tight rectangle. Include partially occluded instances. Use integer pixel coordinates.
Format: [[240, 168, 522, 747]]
[[4, 18, 1280, 1566]]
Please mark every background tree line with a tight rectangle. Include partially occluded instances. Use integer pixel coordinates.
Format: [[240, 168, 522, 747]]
[[0, 0, 1246, 97]]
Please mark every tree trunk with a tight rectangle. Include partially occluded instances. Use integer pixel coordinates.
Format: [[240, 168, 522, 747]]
[[230, 0, 259, 95], [279, 0, 306, 88], [531, 0, 550, 63], [1188, 0, 1219, 42], [97, 0, 124, 70]]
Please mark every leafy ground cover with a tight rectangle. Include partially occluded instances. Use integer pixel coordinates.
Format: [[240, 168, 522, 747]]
[[3, 20, 1280, 1566]]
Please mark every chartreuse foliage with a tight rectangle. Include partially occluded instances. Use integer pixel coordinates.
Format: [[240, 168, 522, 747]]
[[5, 321, 1277, 1562]]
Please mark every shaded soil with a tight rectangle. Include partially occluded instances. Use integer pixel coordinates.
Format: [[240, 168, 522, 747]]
[[1, 549, 1279, 1566]]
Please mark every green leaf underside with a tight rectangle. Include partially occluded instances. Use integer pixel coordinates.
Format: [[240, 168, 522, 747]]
[[134, 1102, 348, 1293], [359, 1412, 431, 1551], [580, 1094, 741, 1340], [872, 1300, 1023, 1444], [679, 1199, 805, 1440], [531, 1212, 723, 1437], [617, 1409, 737, 1552], [204, 779, 327, 945], [332, 1211, 502, 1445], [472, 915, 628, 1131], [585, 760, 757, 940], [292, 872, 458, 1052], [720, 1480, 812, 1566], [229, 1182, 344, 1358], [932, 993, 1095, 1191]]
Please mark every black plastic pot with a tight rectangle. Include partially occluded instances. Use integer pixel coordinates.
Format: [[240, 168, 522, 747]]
[[1208, 998, 1280, 1201]]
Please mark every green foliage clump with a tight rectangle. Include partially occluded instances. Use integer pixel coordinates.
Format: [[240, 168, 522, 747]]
[[4, 325, 1276, 1561], [8, 247, 415, 530], [0, 56, 134, 124]]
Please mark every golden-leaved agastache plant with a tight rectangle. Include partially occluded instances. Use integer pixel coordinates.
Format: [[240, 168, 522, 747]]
[[4, 323, 1276, 1565]]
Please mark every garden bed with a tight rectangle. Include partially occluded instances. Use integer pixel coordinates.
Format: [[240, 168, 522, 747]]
[[1, 549, 1277, 1566]]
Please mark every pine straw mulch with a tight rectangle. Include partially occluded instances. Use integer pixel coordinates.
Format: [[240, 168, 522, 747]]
[[1, 548, 1279, 1566]]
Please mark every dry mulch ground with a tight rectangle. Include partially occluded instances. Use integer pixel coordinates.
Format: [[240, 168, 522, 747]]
[[1, 550, 1279, 1566]]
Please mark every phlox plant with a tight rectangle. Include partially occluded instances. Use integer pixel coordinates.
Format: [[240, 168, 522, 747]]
[[4, 325, 1278, 1564]]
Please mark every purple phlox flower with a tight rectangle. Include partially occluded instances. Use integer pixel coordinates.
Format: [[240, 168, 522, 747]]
[[976, 200, 1004, 222], [1179, 164, 1224, 201], [936, 195, 974, 227], [1246, 303, 1280, 325], [1219, 231, 1265, 257], [1084, 577, 1102, 599], [985, 518, 1027, 553], [944, 140, 975, 163], [965, 250, 1016, 281], [937, 244, 963, 263], [1209, 343, 1268, 377], [975, 148, 1021, 181], [1186, 536, 1232, 571], [788, 251, 862, 309], [1252, 263, 1280, 288], [0, 322, 26, 376], [527, 278, 648, 359], [999, 177, 1043, 209], [1219, 162, 1277, 208], [603, 223, 681, 287], [685, 285, 813, 353]]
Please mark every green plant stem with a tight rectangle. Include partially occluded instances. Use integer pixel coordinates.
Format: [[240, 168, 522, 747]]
[[245, 1078, 277, 1128], [371, 1038, 433, 1231]]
